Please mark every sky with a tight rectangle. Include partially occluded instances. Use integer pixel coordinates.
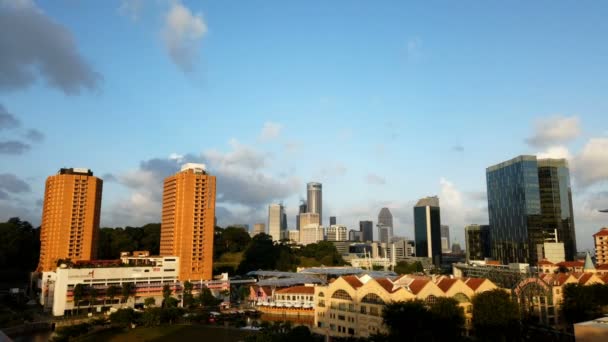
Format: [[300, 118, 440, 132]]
[[1, 0, 607, 251]]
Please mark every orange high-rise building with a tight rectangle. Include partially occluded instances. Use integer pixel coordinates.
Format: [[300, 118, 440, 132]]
[[37, 168, 102, 272], [160, 163, 216, 281]]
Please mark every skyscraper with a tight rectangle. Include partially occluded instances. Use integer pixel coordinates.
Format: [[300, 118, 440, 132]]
[[377, 224, 390, 244], [252, 223, 266, 237], [329, 216, 337, 226], [37, 168, 103, 272], [486, 156, 576, 264], [160, 163, 216, 281], [378, 207, 393, 240], [414, 196, 442, 266], [296, 200, 307, 230], [465, 224, 491, 262], [440, 225, 450, 253], [359, 220, 373, 242], [268, 203, 285, 242], [307, 182, 322, 225]]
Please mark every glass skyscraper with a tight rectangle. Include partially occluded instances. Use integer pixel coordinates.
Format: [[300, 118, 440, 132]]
[[486, 155, 576, 264], [414, 196, 442, 267]]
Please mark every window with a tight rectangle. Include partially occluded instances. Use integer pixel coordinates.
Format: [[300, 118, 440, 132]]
[[361, 293, 384, 305], [331, 290, 352, 301], [425, 295, 437, 305]]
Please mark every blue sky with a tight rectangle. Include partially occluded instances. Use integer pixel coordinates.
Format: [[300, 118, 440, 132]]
[[1, 0, 607, 251]]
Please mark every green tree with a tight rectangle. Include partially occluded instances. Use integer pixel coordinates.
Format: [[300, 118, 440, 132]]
[[144, 297, 156, 308], [0, 218, 39, 273], [428, 297, 465, 339], [221, 227, 252, 253], [182, 281, 194, 308], [109, 308, 138, 328], [106, 285, 119, 305], [472, 289, 520, 341], [121, 282, 134, 305], [198, 286, 218, 307], [88, 286, 98, 307], [162, 284, 172, 307], [383, 300, 434, 341], [73, 284, 85, 314], [562, 283, 608, 325], [141, 307, 161, 327], [237, 234, 277, 273]]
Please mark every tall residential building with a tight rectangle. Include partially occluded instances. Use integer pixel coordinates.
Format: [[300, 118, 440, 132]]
[[37, 168, 103, 272], [268, 203, 285, 242], [307, 182, 322, 225], [377, 224, 390, 244], [486, 156, 576, 264], [378, 207, 394, 240], [300, 224, 325, 245], [594, 227, 608, 265], [160, 163, 216, 281], [296, 200, 307, 230], [441, 225, 451, 253], [414, 196, 442, 266], [251, 223, 266, 237], [329, 216, 337, 226], [465, 224, 491, 262], [359, 221, 373, 242], [327, 225, 347, 241], [299, 212, 320, 230]]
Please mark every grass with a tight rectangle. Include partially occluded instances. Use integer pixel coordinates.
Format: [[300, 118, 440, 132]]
[[78, 325, 256, 342]]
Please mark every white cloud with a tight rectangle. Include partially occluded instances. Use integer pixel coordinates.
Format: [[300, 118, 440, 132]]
[[161, 1, 207, 73], [537, 145, 572, 160], [572, 138, 608, 188], [118, 0, 143, 21], [439, 177, 488, 244], [365, 173, 386, 185], [259, 122, 282, 141], [525, 116, 581, 147]]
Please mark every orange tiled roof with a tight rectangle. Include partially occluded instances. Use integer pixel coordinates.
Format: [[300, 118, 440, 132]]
[[342, 275, 363, 289], [486, 260, 502, 266], [436, 278, 458, 292], [576, 273, 593, 285], [597, 264, 608, 270], [556, 261, 584, 267], [464, 278, 486, 291], [375, 278, 396, 293], [408, 279, 429, 294], [538, 259, 555, 266], [276, 286, 315, 294], [593, 228, 608, 237]]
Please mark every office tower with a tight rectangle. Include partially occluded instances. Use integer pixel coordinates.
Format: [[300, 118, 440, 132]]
[[288, 230, 300, 243], [451, 242, 463, 254], [414, 196, 442, 266], [327, 225, 347, 241], [268, 203, 285, 242], [440, 225, 450, 253], [594, 227, 608, 265], [300, 224, 325, 245], [465, 224, 491, 262], [486, 156, 576, 264], [282, 212, 287, 231], [330, 216, 337, 226], [299, 212, 320, 230], [377, 224, 390, 244], [359, 220, 373, 242], [37, 168, 103, 272], [378, 207, 394, 240], [307, 182, 322, 224], [160, 163, 216, 281], [296, 200, 307, 230], [349, 230, 363, 242], [252, 223, 266, 237]]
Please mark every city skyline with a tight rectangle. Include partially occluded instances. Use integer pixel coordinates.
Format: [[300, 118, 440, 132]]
[[1, 1, 608, 251]]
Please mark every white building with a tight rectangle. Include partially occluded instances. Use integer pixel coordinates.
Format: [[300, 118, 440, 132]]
[[300, 224, 325, 245], [268, 204, 286, 242], [288, 230, 300, 243], [326, 225, 348, 241], [41, 256, 180, 316], [537, 242, 566, 264]]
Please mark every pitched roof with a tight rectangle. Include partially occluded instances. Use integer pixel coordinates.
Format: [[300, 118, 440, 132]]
[[538, 259, 555, 266], [576, 273, 593, 285], [597, 264, 608, 270], [463, 278, 486, 291], [593, 228, 608, 237], [276, 286, 315, 295], [556, 261, 584, 267], [375, 278, 396, 293], [407, 279, 429, 295], [342, 275, 363, 289], [436, 278, 458, 292]]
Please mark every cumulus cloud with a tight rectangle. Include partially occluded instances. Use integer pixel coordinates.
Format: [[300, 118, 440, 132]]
[[0, 173, 31, 199], [118, 0, 143, 21], [572, 138, 608, 188], [525, 116, 581, 147], [365, 173, 386, 185], [0, 104, 20, 129], [0, 141, 30, 155], [0, 1, 101, 94], [259, 122, 282, 141], [537, 145, 572, 160], [439, 177, 488, 243], [161, 1, 207, 73], [103, 144, 301, 227]]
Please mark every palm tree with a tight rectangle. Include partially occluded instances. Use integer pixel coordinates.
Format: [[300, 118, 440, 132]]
[[106, 285, 119, 305], [73, 283, 85, 314], [88, 286, 98, 309]]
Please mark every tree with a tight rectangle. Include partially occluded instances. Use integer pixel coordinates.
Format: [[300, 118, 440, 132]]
[[394, 261, 424, 274], [88, 286, 98, 307], [121, 282, 134, 306], [237, 234, 277, 273], [428, 297, 465, 339], [73, 284, 85, 314], [0, 218, 39, 273], [144, 297, 156, 308], [182, 281, 194, 308], [382, 300, 434, 341], [109, 308, 139, 328], [198, 286, 218, 307], [141, 307, 161, 327], [106, 285, 119, 305], [162, 284, 172, 307], [562, 283, 608, 325], [472, 289, 520, 341]]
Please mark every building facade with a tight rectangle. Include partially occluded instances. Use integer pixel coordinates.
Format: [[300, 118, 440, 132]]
[[441, 225, 451, 253], [300, 224, 325, 245], [465, 224, 491, 262], [594, 228, 608, 265], [327, 225, 348, 242], [307, 182, 323, 225], [268, 203, 286, 242], [349, 230, 363, 242], [299, 212, 320, 230], [378, 208, 393, 241], [486, 156, 576, 264], [296, 200, 307, 230], [359, 221, 373, 242], [414, 196, 442, 267], [377, 224, 390, 244], [330, 216, 337, 226], [252, 223, 266, 237], [38, 168, 103, 272], [160, 163, 216, 281]]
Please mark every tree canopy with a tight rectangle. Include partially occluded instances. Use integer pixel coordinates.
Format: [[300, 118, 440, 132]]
[[472, 289, 520, 341]]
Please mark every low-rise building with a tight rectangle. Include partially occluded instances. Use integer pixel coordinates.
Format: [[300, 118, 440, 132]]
[[594, 227, 608, 266], [300, 224, 325, 245], [326, 225, 348, 242]]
